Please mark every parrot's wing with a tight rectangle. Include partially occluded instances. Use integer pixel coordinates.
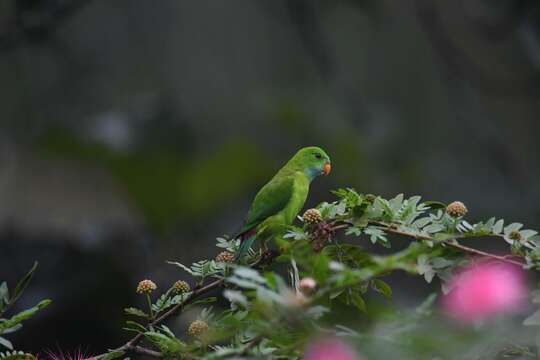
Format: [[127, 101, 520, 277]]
[[236, 175, 294, 237]]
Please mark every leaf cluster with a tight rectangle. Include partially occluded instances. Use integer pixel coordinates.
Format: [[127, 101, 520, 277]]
[[0, 263, 51, 352]]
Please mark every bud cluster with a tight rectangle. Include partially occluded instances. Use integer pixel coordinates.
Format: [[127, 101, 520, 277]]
[[188, 319, 209, 337], [303, 208, 323, 224], [172, 280, 190, 294], [446, 201, 468, 217], [136, 279, 157, 294], [215, 251, 235, 263]]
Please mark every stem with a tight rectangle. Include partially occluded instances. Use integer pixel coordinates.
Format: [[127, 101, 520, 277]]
[[445, 241, 523, 266], [146, 294, 154, 320], [132, 346, 163, 358]]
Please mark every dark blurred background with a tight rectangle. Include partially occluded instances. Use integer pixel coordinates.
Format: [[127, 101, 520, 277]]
[[1, 0, 539, 353]]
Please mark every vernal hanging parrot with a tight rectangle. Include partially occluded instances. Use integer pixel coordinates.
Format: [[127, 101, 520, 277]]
[[234, 146, 331, 260]]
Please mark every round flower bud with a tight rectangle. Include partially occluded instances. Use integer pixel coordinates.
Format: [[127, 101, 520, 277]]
[[303, 208, 323, 224], [188, 320, 209, 337], [215, 251, 235, 263], [299, 277, 317, 294], [136, 279, 157, 294], [172, 280, 190, 294], [446, 201, 468, 217]]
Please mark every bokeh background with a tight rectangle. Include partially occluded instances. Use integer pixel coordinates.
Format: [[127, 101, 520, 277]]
[[1, 0, 539, 353]]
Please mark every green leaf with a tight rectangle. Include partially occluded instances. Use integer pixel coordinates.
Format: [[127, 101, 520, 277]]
[[101, 350, 125, 360], [375, 197, 394, 220], [185, 297, 217, 310], [0, 336, 13, 350], [399, 196, 422, 224], [413, 217, 432, 229], [350, 293, 367, 312], [364, 227, 387, 245], [1, 324, 22, 334], [0, 283, 9, 313], [313, 254, 330, 282], [11, 262, 38, 305], [233, 267, 267, 284], [345, 227, 362, 237], [389, 194, 404, 214], [423, 201, 446, 209], [416, 293, 438, 316], [372, 279, 392, 298], [284, 229, 308, 241], [144, 331, 186, 354], [329, 289, 344, 300], [223, 290, 248, 307], [0, 299, 51, 332], [424, 224, 445, 234], [124, 307, 148, 318], [504, 223, 524, 234], [417, 255, 435, 283], [306, 305, 329, 320], [159, 325, 176, 338], [431, 257, 454, 269], [123, 320, 147, 333], [492, 219, 504, 234], [520, 230, 538, 241], [524, 309, 540, 326]]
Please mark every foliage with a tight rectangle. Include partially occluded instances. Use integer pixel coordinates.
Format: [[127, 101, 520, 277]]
[[39, 130, 273, 230], [93, 190, 540, 358], [0, 262, 51, 356]]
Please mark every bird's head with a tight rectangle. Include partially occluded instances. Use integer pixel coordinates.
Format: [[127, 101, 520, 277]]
[[290, 146, 331, 180]]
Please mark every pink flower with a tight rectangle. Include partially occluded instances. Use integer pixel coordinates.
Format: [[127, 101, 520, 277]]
[[443, 262, 527, 322], [299, 277, 317, 293], [42, 350, 89, 360], [304, 338, 360, 360]]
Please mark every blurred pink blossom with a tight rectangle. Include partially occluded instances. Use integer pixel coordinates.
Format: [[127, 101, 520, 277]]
[[304, 338, 360, 360], [299, 277, 317, 293], [443, 262, 527, 322]]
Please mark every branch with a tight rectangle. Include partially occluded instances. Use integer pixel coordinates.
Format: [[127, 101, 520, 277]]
[[92, 213, 523, 359], [331, 220, 524, 267], [131, 346, 163, 358], [444, 241, 523, 267]]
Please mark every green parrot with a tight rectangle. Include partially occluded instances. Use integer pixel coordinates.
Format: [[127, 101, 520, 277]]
[[234, 146, 331, 260]]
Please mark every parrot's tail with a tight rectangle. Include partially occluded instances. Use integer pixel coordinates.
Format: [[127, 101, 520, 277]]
[[235, 231, 257, 261]]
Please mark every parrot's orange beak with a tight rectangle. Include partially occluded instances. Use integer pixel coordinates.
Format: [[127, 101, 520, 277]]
[[323, 162, 331, 175]]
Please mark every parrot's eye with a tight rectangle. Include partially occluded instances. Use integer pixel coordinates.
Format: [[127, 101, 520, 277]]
[[314, 153, 322, 159]]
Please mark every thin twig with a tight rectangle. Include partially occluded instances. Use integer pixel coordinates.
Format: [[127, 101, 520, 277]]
[[331, 220, 524, 267], [444, 241, 523, 267], [376, 223, 523, 266], [131, 346, 163, 358]]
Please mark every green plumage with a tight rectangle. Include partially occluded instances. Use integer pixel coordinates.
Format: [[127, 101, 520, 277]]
[[235, 146, 331, 260]]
